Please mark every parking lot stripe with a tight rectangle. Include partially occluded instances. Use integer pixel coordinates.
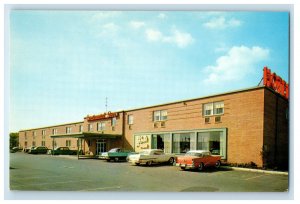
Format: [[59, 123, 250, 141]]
[[244, 174, 265, 180], [78, 186, 122, 191]]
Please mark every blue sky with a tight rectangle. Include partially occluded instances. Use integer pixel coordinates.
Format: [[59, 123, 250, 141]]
[[10, 11, 289, 132]]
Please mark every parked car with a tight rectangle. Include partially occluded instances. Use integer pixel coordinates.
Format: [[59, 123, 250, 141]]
[[49, 147, 78, 155], [10, 147, 21, 153], [128, 149, 175, 166], [24, 146, 35, 153], [175, 150, 221, 171], [99, 148, 136, 162], [28, 146, 48, 154]]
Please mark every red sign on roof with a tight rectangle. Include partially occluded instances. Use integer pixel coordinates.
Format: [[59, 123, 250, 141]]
[[263, 67, 289, 99], [86, 112, 119, 121]]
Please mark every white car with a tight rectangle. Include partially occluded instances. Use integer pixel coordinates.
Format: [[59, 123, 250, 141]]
[[127, 149, 175, 166]]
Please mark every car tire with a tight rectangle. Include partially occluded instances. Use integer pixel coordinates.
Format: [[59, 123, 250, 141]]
[[146, 161, 152, 166], [114, 157, 119, 162], [180, 167, 186, 171], [215, 160, 221, 169], [135, 163, 140, 166], [198, 162, 204, 171], [168, 157, 175, 165]]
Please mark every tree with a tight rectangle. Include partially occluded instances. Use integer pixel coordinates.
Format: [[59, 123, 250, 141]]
[[10, 132, 19, 148]]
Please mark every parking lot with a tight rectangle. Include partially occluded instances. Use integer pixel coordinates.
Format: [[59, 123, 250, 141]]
[[9, 152, 288, 192]]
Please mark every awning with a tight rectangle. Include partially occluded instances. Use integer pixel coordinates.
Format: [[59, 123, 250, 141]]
[[50, 132, 122, 139]]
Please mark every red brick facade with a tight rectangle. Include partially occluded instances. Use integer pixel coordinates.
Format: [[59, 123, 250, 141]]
[[17, 86, 289, 169]]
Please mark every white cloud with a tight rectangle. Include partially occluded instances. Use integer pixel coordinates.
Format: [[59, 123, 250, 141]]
[[203, 46, 270, 84], [90, 12, 122, 22], [158, 13, 166, 19], [145, 29, 163, 41], [98, 22, 120, 36], [129, 21, 146, 29], [145, 28, 194, 48], [203, 17, 242, 29]]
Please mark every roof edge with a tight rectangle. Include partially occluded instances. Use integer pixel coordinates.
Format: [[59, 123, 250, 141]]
[[19, 121, 84, 132]]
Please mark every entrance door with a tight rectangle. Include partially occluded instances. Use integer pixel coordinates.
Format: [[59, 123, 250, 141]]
[[96, 139, 106, 155]]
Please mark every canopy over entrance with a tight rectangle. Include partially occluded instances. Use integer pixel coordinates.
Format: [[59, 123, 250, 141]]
[[50, 132, 122, 139], [50, 132, 122, 159]]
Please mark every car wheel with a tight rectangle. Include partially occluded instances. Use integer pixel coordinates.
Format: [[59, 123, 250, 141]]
[[146, 161, 152, 166], [135, 163, 140, 166], [180, 167, 186, 171], [215, 160, 221, 169], [168, 157, 175, 165], [114, 157, 119, 162], [198, 162, 204, 171]]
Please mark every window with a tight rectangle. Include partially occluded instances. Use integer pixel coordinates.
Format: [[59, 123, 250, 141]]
[[52, 129, 58, 135], [42, 130, 46, 139], [66, 127, 72, 134], [33, 131, 36, 136], [153, 110, 168, 121], [79, 125, 83, 132], [152, 134, 171, 153], [41, 141, 46, 146], [214, 101, 224, 115], [111, 117, 117, 127], [25, 132, 27, 140], [88, 124, 93, 132], [32, 141, 36, 146], [197, 131, 225, 158], [66, 140, 71, 147], [172, 133, 196, 154], [203, 103, 213, 116], [97, 122, 105, 131], [203, 101, 224, 116], [128, 115, 133, 125]]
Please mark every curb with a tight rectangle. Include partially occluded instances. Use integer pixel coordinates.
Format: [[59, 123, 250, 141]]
[[220, 166, 288, 175]]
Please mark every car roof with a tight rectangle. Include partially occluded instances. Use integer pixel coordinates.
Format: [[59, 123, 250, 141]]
[[187, 150, 210, 153]]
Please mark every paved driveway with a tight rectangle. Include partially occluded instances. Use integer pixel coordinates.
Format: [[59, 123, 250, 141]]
[[9, 152, 289, 193]]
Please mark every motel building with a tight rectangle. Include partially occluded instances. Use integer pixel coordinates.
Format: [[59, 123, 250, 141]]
[[18, 67, 289, 169]]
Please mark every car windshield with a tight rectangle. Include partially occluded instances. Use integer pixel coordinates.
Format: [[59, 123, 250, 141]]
[[109, 148, 120, 152], [185, 152, 203, 157], [139, 151, 151, 155]]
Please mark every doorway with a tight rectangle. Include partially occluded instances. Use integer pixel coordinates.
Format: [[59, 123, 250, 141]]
[[96, 139, 106, 155]]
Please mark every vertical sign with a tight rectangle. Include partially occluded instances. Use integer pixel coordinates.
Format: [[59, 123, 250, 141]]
[[263, 67, 289, 99]]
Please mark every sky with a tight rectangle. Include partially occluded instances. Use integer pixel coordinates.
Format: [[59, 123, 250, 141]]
[[9, 11, 289, 132]]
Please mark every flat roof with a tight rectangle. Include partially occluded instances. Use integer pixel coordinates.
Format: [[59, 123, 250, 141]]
[[124, 86, 267, 112], [19, 85, 287, 132], [19, 121, 84, 132]]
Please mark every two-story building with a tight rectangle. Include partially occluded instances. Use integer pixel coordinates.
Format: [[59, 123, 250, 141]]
[[18, 85, 289, 169]]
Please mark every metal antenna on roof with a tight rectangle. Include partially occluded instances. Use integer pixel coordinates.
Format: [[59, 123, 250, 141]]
[[105, 97, 108, 112]]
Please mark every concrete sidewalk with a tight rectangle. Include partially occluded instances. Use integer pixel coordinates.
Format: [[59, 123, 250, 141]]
[[220, 166, 288, 175]]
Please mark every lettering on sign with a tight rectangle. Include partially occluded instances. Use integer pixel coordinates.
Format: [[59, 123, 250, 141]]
[[86, 112, 119, 121], [135, 135, 150, 152], [263, 67, 289, 99]]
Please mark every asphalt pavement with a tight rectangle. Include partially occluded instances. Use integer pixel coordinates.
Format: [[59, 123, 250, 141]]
[[9, 152, 289, 192]]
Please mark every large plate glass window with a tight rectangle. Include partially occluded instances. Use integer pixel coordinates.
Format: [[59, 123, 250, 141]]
[[197, 130, 226, 159], [172, 132, 195, 153], [152, 134, 171, 153]]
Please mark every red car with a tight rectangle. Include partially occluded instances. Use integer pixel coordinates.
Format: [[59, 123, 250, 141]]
[[175, 150, 221, 171]]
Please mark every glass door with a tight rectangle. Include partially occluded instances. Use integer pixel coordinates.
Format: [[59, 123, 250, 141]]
[[96, 139, 106, 155]]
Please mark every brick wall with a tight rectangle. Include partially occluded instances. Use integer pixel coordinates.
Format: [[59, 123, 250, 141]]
[[123, 88, 265, 166], [263, 88, 289, 169]]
